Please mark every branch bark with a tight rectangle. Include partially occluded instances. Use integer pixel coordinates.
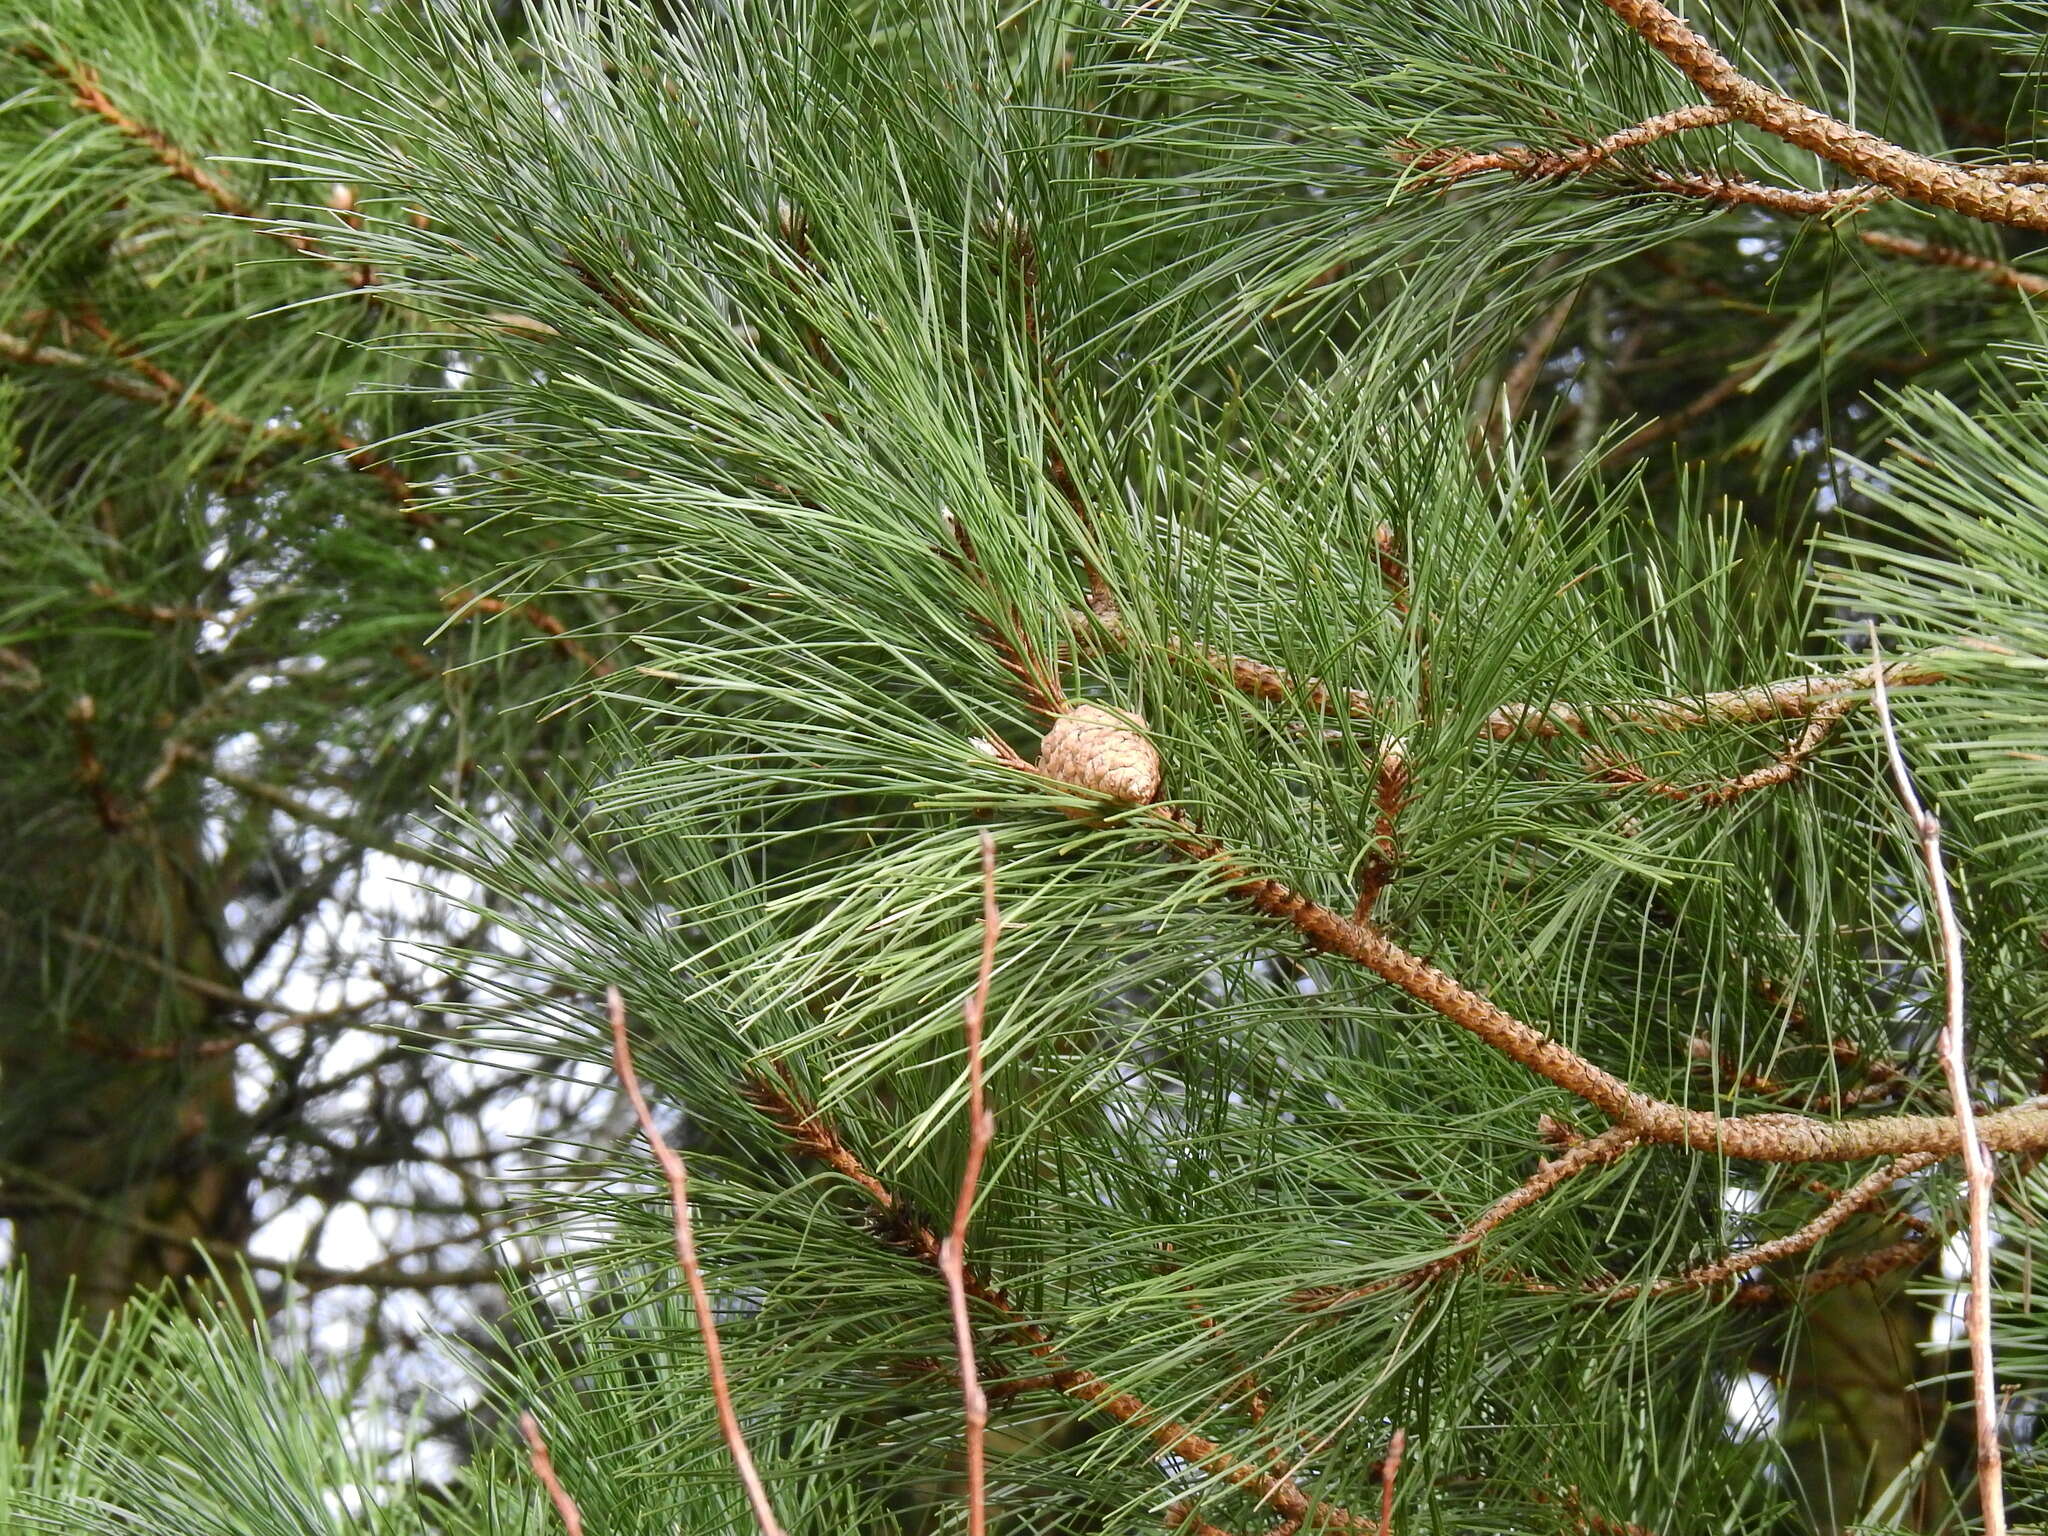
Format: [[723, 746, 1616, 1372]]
[[1594, 0, 2048, 230]]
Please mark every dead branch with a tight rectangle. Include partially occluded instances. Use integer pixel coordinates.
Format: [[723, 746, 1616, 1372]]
[[518, 1412, 587, 1536], [942, 832, 1002, 1536], [608, 986, 789, 1536], [1870, 637, 2005, 1532]]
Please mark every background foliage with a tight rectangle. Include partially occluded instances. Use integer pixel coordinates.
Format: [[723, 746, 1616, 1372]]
[[3, 0, 2047, 1532]]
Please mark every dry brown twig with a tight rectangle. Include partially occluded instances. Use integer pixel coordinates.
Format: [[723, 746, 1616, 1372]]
[[518, 1413, 586, 1536], [1868, 632, 2005, 1533], [942, 831, 1003, 1536], [1377, 1429, 1406, 1536], [608, 986, 789, 1536]]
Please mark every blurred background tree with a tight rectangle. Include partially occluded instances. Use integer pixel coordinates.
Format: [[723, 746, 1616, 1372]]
[[2, 0, 2046, 1532]]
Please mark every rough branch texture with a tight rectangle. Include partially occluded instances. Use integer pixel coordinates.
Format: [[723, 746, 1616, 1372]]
[[1597, 0, 2048, 229]]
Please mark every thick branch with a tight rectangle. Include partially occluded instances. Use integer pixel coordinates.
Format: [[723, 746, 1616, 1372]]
[[1132, 803, 2048, 1163], [1595, 0, 2048, 230]]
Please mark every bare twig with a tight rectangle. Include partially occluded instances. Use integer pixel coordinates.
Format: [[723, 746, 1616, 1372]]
[[1377, 1429, 1405, 1536], [943, 832, 1002, 1536], [1594, 0, 2048, 230], [1869, 631, 2005, 1532], [1408, 104, 1734, 181], [608, 987, 788, 1536], [518, 1412, 587, 1536]]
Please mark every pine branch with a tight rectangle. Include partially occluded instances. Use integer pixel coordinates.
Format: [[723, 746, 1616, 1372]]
[[1585, 1151, 1940, 1300], [1593, 0, 2048, 230], [741, 1069, 1378, 1531], [1687, 1033, 1909, 1113], [1857, 230, 2048, 297], [1586, 693, 1858, 806], [1296, 1125, 1641, 1310], [1402, 138, 1882, 218], [1001, 719, 2048, 1162], [17, 43, 382, 292], [1079, 594, 1948, 741]]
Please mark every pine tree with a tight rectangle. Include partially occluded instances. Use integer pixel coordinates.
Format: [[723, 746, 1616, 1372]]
[[6, 0, 2048, 1533]]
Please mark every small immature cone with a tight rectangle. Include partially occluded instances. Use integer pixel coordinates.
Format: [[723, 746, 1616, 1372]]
[[1036, 703, 1163, 810]]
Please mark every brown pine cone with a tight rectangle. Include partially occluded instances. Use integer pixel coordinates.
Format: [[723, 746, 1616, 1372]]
[[1035, 703, 1163, 809]]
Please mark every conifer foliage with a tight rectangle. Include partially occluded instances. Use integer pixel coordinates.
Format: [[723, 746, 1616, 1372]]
[[4, 0, 2048, 1533]]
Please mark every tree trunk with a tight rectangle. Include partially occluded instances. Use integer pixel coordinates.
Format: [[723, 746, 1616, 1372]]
[[1, 797, 253, 1425]]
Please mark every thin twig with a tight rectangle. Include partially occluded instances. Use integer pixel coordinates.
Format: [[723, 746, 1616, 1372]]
[[518, 1412, 587, 1536], [608, 986, 788, 1536], [1077, 594, 1948, 741], [943, 832, 1002, 1536], [1296, 1125, 1640, 1309], [20, 46, 381, 287], [1586, 692, 1858, 804], [1403, 134, 1881, 218], [1377, 1429, 1405, 1536], [1869, 630, 2005, 1532]]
